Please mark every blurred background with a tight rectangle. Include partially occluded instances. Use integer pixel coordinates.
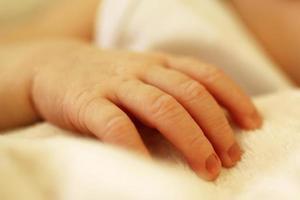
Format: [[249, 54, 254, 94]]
[[0, 0, 299, 86], [0, 0, 45, 23]]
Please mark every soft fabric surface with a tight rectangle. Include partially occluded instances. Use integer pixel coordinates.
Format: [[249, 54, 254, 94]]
[[1, 0, 299, 199], [96, 0, 292, 95], [1, 90, 300, 200]]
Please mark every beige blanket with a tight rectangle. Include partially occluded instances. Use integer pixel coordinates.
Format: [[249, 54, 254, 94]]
[[1, 90, 300, 200], [1, 0, 299, 199]]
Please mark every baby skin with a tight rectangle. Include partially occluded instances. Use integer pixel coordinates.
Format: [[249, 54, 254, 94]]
[[0, 40, 261, 180]]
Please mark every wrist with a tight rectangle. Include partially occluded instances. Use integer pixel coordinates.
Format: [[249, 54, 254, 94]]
[[0, 39, 87, 130]]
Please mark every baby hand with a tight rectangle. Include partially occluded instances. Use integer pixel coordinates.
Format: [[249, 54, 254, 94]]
[[32, 41, 261, 180]]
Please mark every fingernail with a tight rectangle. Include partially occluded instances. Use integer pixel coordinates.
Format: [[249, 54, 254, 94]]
[[205, 154, 221, 176], [227, 143, 242, 164]]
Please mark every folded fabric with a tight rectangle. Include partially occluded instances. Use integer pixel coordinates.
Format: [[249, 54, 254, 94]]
[[1, 1, 299, 199], [1, 90, 300, 200], [96, 0, 292, 96]]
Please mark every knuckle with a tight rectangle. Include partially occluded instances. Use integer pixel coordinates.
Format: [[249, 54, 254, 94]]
[[64, 87, 101, 132], [102, 114, 132, 138], [179, 80, 207, 102], [148, 93, 180, 120], [208, 114, 229, 129], [77, 97, 100, 132], [202, 66, 224, 83], [187, 134, 207, 153], [209, 117, 229, 131], [177, 56, 203, 67]]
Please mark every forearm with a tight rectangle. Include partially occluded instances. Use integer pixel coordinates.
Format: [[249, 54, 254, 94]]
[[0, 0, 102, 130], [0, 39, 86, 131], [0, 43, 40, 130], [0, 0, 101, 43]]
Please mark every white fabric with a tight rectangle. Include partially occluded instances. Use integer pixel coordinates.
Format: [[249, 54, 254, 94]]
[[1, 90, 300, 200], [1, 0, 300, 199], [96, 0, 292, 96]]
